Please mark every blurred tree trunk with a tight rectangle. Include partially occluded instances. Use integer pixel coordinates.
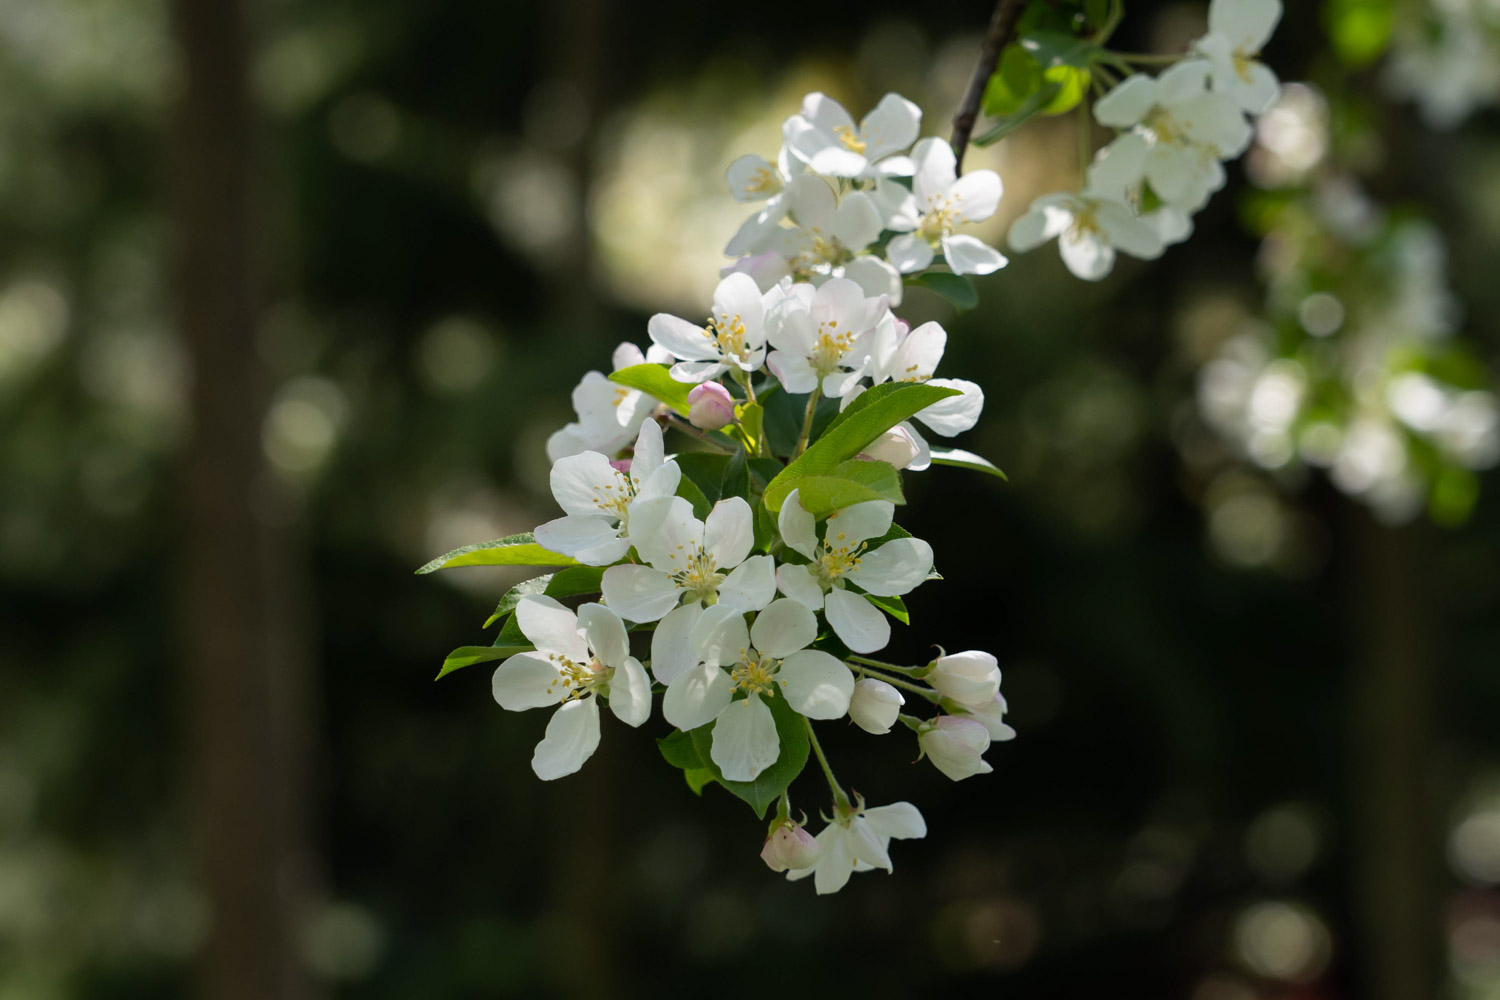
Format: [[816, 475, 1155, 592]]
[[170, 2, 320, 998], [1346, 507, 1441, 1000]]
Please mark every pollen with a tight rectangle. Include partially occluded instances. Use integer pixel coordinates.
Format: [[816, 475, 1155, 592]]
[[745, 166, 781, 196], [704, 312, 751, 361], [731, 653, 778, 696], [834, 125, 866, 154], [669, 542, 726, 603], [546, 652, 607, 703]]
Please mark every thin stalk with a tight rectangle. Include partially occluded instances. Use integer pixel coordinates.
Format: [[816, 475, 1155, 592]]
[[1077, 96, 1093, 185], [848, 654, 928, 676], [1107, 51, 1184, 65], [665, 415, 735, 453], [804, 718, 849, 808], [846, 662, 940, 702], [794, 386, 821, 458]]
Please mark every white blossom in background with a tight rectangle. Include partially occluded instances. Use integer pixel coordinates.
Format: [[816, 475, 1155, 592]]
[[1194, 0, 1284, 114], [648, 272, 771, 383], [861, 315, 985, 470], [1008, 186, 1165, 281], [744, 174, 902, 304], [490, 597, 651, 780], [661, 600, 854, 781], [775, 490, 934, 654], [783, 92, 921, 180], [874, 137, 1007, 276], [785, 800, 927, 894], [534, 420, 679, 565], [546, 341, 673, 462], [962, 692, 1018, 742], [765, 276, 888, 398], [724, 144, 801, 256], [1384, 4, 1500, 129], [928, 650, 1002, 708]]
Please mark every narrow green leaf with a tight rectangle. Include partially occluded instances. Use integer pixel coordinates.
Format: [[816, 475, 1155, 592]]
[[609, 363, 691, 416], [982, 44, 1043, 117], [907, 272, 979, 311], [676, 473, 712, 520], [436, 644, 532, 681], [928, 446, 1009, 481], [763, 383, 960, 511], [674, 452, 728, 505], [736, 400, 764, 456], [483, 573, 554, 628], [972, 82, 1063, 147], [417, 533, 579, 573], [777, 459, 904, 517], [1021, 29, 1097, 68], [864, 593, 909, 625], [654, 690, 811, 819], [1039, 65, 1090, 116]]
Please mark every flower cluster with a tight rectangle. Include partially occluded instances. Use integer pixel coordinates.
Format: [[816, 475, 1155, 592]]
[[1384, 0, 1500, 129], [1008, 0, 1284, 280]]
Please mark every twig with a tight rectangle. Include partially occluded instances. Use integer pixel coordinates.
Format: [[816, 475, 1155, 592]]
[[950, 0, 1028, 175]]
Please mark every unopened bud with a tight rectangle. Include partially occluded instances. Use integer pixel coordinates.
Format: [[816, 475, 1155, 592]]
[[761, 823, 820, 872], [848, 677, 904, 735], [860, 424, 921, 469], [687, 382, 736, 431], [609, 457, 632, 474], [928, 650, 1001, 708], [963, 692, 1016, 742], [917, 716, 993, 782]]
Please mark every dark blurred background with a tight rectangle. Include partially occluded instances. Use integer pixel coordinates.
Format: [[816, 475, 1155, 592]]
[[2, 1, 1499, 997]]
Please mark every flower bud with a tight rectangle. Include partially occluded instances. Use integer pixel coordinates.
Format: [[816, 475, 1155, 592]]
[[918, 716, 993, 781], [609, 457, 632, 474], [963, 692, 1017, 742], [848, 677, 904, 735], [860, 424, 921, 469], [687, 382, 736, 430], [928, 650, 1001, 708], [761, 823, 820, 872]]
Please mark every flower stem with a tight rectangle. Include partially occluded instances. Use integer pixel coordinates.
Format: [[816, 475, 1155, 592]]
[[848, 654, 928, 676], [846, 662, 940, 702], [1106, 51, 1184, 65], [793, 386, 821, 458], [1076, 94, 1092, 186], [665, 415, 735, 453], [804, 717, 849, 809]]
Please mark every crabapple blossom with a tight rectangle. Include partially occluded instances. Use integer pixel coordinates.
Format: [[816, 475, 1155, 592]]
[[1194, 0, 1283, 114], [546, 341, 673, 462], [662, 599, 854, 781], [648, 272, 771, 384], [861, 316, 986, 469], [765, 276, 888, 398], [848, 677, 904, 735], [533, 420, 679, 565], [687, 381, 736, 430], [724, 144, 801, 256], [783, 91, 921, 180], [918, 715, 994, 781], [775, 490, 934, 654], [784, 800, 927, 894], [490, 597, 651, 780], [1008, 187, 1165, 281], [761, 821, 821, 872], [962, 692, 1017, 743], [750, 175, 894, 298], [927, 650, 1002, 708], [875, 137, 1007, 276]]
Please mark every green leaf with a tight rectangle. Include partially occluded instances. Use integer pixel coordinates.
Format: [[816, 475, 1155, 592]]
[[436, 644, 532, 680], [972, 82, 1063, 147], [1039, 64, 1090, 115], [762, 383, 959, 512], [417, 533, 579, 574], [484, 573, 554, 628], [1084, 0, 1111, 28], [907, 272, 979, 311], [1021, 29, 1097, 68], [736, 400, 764, 456], [762, 388, 808, 457], [655, 690, 811, 819], [777, 459, 904, 518], [674, 452, 728, 505], [609, 363, 691, 416], [484, 565, 608, 627], [983, 44, 1043, 117], [1325, 0, 1394, 68], [864, 593, 909, 625], [721, 448, 750, 502], [683, 768, 717, 795], [676, 472, 712, 520], [927, 446, 1009, 481]]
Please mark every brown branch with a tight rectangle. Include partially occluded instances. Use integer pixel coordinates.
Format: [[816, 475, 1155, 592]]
[[951, 0, 1027, 174]]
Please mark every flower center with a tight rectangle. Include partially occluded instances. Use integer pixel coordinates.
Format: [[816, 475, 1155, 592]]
[[589, 474, 634, 520], [544, 653, 607, 703], [811, 319, 857, 376], [918, 198, 960, 242], [1068, 205, 1103, 242], [1143, 106, 1183, 146], [730, 651, 778, 696], [813, 529, 867, 587], [611, 386, 630, 408], [1233, 50, 1256, 84], [704, 312, 751, 362], [745, 166, 782, 196], [666, 542, 725, 603], [834, 125, 866, 154]]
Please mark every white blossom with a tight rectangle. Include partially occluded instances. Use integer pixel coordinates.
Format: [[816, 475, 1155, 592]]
[[861, 315, 985, 469], [724, 144, 802, 256], [761, 822, 821, 872], [784, 800, 926, 894], [875, 137, 1007, 276], [546, 341, 673, 463], [765, 276, 888, 398], [490, 597, 651, 780], [962, 692, 1017, 743], [783, 92, 921, 180], [1194, 0, 1284, 114], [534, 420, 679, 566], [662, 600, 855, 781], [918, 715, 993, 781], [848, 677, 904, 735], [648, 272, 772, 384], [774, 490, 934, 654], [928, 650, 1001, 708]]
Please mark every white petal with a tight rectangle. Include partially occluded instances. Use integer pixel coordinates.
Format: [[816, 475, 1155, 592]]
[[1059, 226, 1116, 281], [888, 320, 946, 382], [691, 603, 751, 667], [533, 515, 627, 567], [1209, 0, 1281, 51], [491, 652, 564, 711], [1097, 201, 1166, 259], [607, 656, 651, 727], [515, 595, 588, 661], [1234, 60, 1281, 114], [845, 815, 893, 871], [704, 497, 754, 569], [649, 602, 704, 684], [812, 828, 856, 894], [749, 597, 818, 658], [1086, 134, 1149, 200], [777, 490, 818, 559], [577, 602, 629, 667], [630, 418, 664, 483], [785, 174, 837, 232], [841, 255, 904, 306], [800, 92, 856, 134], [863, 802, 927, 840], [775, 562, 826, 610], [549, 451, 624, 517], [908, 136, 957, 205], [1008, 199, 1073, 252], [885, 233, 934, 274], [662, 660, 734, 731], [627, 496, 702, 570], [633, 460, 681, 503], [668, 360, 726, 384], [1094, 74, 1157, 127], [712, 272, 766, 342], [710, 693, 780, 781], [599, 565, 679, 623], [940, 234, 1007, 276], [1157, 58, 1212, 104], [913, 377, 984, 436], [647, 313, 715, 362], [947, 169, 1002, 224], [765, 350, 820, 395], [725, 153, 781, 202], [860, 92, 922, 161], [826, 500, 893, 545], [847, 537, 933, 597], [718, 555, 777, 613], [824, 588, 891, 655], [531, 697, 601, 780], [833, 192, 883, 251], [873, 178, 920, 231], [777, 649, 854, 719]]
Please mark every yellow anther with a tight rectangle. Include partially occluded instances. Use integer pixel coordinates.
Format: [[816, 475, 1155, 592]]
[[834, 125, 866, 154]]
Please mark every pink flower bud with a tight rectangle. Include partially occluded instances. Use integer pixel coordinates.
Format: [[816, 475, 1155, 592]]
[[609, 458, 632, 474], [761, 823, 821, 873], [687, 382, 736, 431]]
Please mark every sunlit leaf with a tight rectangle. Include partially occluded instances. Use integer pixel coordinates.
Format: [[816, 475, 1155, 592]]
[[417, 533, 579, 573]]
